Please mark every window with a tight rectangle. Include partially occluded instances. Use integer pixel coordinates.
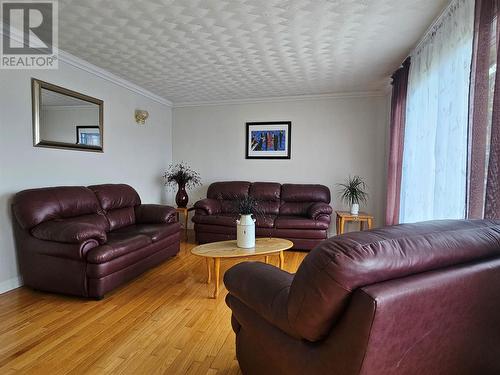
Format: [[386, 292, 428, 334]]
[[399, 0, 474, 223]]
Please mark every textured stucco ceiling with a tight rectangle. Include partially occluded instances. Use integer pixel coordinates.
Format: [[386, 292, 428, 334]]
[[58, 0, 449, 104]]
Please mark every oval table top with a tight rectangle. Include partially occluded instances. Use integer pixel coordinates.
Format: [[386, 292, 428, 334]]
[[191, 238, 293, 258]]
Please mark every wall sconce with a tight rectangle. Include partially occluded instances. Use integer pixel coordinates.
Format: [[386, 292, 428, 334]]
[[135, 109, 149, 125]]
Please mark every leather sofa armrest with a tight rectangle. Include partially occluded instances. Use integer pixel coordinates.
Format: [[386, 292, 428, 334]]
[[308, 202, 333, 220], [224, 262, 298, 338], [35, 239, 101, 261], [31, 221, 107, 244], [135, 204, 177, 224], [194, 198, 221, 215]]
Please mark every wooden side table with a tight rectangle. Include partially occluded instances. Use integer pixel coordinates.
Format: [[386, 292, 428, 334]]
[[336, 211, 374, 235], [176, 207, 195, 237]]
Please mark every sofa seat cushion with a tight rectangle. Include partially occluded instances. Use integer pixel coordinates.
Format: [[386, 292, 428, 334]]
[[113, 222, 181, 243], [86, 235, 180, 279], [86, 232, 152, 264], [275, 216, 329, 230]]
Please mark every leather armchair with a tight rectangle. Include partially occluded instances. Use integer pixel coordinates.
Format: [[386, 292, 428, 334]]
[[12, 184, 181, 299], [225, 219, 500, 374]]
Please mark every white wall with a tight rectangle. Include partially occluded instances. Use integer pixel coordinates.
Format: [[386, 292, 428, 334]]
[[0, 62, 173, 293], [173, 95, 389, 233]]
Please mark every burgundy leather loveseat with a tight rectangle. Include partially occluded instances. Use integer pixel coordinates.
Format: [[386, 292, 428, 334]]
[[225, 220, 500, 374], [192, 181, 333, 250], [12, 184, 181, 299]]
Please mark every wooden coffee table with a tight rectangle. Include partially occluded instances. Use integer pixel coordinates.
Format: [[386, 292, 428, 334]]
[[191, 238, 294, 298]]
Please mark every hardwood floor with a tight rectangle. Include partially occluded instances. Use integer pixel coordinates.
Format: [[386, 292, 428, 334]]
[[0, 233, 307, 374]]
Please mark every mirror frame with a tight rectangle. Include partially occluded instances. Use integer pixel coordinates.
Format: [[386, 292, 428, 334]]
[[32, 78, 104, 152]]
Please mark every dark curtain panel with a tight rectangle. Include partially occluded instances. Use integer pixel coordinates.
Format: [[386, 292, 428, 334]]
[[468, 0, 496, 218], [385, 58, 411, 226], [468, 0, 500, 218], [485, 1, 500, 218]]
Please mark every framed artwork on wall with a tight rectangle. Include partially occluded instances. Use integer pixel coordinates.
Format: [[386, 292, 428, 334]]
[[246, 121, 291, 159]]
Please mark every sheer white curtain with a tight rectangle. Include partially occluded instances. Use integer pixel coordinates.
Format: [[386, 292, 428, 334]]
[[400, 0, 474, 223]]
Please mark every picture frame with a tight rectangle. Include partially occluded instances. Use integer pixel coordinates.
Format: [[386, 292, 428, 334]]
[[246, 121, 291, 159], [76, 126, 101, 147]]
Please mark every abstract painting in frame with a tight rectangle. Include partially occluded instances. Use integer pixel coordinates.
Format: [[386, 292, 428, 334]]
[[246, 121, 291, 159]]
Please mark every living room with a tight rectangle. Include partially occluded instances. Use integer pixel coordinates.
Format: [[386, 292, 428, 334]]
[[0, 0, 499, 374]]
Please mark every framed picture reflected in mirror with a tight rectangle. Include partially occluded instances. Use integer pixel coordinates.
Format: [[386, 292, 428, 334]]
[[76, 126, 100, 146]]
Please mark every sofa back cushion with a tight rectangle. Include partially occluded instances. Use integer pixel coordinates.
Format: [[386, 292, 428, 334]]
[[250, 182, 281, 215], [280, 184, 330, 216], [88, 184, 141, 230], [287, 219, 500, 342], [207, 181, 251, 214], [12, 186, 101, 230]]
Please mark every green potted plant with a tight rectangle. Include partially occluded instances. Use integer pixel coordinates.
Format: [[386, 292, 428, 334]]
[[163, 162, 201, 208], [337, 176, 368, 215]]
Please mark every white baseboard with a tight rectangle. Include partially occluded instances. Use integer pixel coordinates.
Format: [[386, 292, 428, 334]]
[[0, 276, 22, 295]]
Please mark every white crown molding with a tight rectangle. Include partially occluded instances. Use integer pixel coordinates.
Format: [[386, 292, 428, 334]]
[[59, 51, 173, 107], [173, 91, 386, 108], [0, 22, 172, 107]]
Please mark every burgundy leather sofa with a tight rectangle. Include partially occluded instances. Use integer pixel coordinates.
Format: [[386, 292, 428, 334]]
[[192, 181, 332, 250], [224, 220, 500, 375], [12, 184, 181, 299]]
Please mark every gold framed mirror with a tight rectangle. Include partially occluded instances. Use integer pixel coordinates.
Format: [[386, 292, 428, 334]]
[[32, 78, 104, 152]]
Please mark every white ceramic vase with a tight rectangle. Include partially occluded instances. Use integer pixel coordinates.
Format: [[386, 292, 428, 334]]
[[236, 214, 256, 248], [350, 203, 359, 215]]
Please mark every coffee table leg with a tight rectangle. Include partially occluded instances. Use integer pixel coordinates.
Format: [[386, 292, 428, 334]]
[[213, 258, 220, 298], [265, 256, 269, 264], [206, 258, 211, 284], [279, 251, 284, 269]]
